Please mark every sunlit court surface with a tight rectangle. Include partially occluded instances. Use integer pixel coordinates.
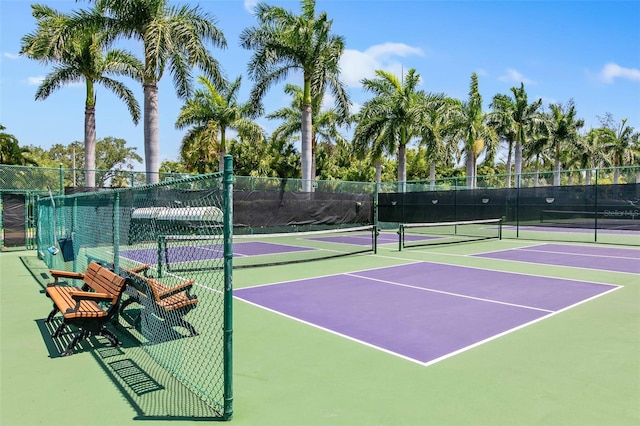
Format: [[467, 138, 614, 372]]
[[2, 230, 639, 425]]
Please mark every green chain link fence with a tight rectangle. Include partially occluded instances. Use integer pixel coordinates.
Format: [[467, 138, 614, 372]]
[[35, 158, 234, 419]]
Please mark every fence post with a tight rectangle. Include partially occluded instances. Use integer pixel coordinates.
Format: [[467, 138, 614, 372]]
[[113, 192, 120, 272], [59, 163, 63, 194], [222, 154, 234, 420]]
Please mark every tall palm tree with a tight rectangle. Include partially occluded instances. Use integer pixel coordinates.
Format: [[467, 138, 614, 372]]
[[598, 116, 640, 184], [84, 0, 227, 183], [266, 84, 348, 179], [417, 96, 460, 187], [548, 100, 584, 185], [353, 69, 426, 189], [240, 0, 350, 192], [20, 4, 141, 187], [488, 93, 517, 188], [571, 129, 600, 184], [452, 73, 496, 188], [503, 83, 545, 187], [176, 75, 264, 172]]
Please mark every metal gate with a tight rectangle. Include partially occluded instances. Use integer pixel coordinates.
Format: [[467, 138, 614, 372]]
[[1, 193, 36, 249]]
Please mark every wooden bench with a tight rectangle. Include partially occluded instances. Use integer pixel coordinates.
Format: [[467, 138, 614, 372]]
[[46, 262, 129, 356], [119, 268, 199, 336]]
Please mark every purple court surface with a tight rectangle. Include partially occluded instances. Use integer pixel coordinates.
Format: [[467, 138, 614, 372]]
[[474, 243, 640, 274], [120, 240, 314, 264], [235, 261, 618, 365]]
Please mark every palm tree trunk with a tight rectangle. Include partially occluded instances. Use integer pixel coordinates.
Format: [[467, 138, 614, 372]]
[[465, 151, 475, 188], [554, 143, 561, 186], [514, 140, 523, 188], [398, 143, 407, 192], [429, 161, 436, 189], [84, 105, 96, 188], [506, 140, 513, 188], [375, 159, 382, 183], [219, 127, 226, 172], [301, 103, 313, 192], [144, 83, 160, 184]]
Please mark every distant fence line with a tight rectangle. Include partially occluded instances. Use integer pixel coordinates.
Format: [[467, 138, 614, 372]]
[[0, 163, 639, 194]]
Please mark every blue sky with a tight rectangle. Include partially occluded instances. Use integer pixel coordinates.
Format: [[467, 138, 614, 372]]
[[1, 0, 639, 166]]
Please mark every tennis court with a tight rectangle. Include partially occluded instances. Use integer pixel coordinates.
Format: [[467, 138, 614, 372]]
[[2, 232, 639, 424], [235, 261, 619, 365], [475, 243, 640, 273]]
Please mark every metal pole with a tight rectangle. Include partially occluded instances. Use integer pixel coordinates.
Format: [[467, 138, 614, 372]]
[[222, 154, 234, 420], [113, 193, 120, 272]]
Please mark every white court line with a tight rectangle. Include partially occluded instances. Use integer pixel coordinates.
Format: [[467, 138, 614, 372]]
[[420, 284, 622, 367], [373, 252, 622, 287], [344, 272, 554, 313], [518, 247, 640, 260]]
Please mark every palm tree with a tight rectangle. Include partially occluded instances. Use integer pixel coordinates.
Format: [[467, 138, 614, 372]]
[[240, 0, 350, 192], [548, 100, 584, 185], [452, 73, 496, 188], [0, 125, 38, 166], [176, 75, 264, 172], [488, 93, 517, 188], [597, 116, 640, 184], [267, 84, 348, 179], [417, 96, 460, 187], [20, 4, 141, 187], [572, 129, 600, 185], [353, 69, 426, 190], [503, 83, 546, 187], [84, 0, 227, 183]]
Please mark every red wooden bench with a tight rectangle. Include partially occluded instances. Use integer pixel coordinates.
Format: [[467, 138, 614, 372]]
[[45, 262, 129, 356]]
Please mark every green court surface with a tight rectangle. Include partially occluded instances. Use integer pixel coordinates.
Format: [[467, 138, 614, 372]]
[[1, 238, 639, 425]]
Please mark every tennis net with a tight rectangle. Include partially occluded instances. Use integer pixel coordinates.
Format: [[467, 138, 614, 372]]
[[399, 218, 502, 250], [153, 225, 377, 272]]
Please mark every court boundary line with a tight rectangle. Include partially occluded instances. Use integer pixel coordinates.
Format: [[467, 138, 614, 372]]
[[372, 252, 623, 288], [518, 246, 640, 260], [419, 284, 622, 367], [344, 272, 554, 313], [469, 252, 640, 276], [236, 297, 427, 366]]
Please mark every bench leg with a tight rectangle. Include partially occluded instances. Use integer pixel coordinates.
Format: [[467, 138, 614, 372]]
[[52, 322, 67, 338], [119, 297, 137, 315], [61, 330, 90, 357], [46, 304, 60, 323], [60, 326, 121, 357]]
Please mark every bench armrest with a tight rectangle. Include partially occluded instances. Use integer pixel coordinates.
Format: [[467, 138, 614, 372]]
[[126, 263, 152, 275], [157, 280, 196, 300], [48, 270, 85, 286], [68, 290, 113, 303]]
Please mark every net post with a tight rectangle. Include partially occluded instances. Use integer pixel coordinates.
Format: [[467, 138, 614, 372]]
[[222, 154, 234, 420], [374, 182, 378, 254], [398, 225, 403, 252]]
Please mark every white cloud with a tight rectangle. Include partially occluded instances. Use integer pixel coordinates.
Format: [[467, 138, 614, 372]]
[[3, 52, 19, 59], [339, 42, 424, 88], [498, 68, 535, 85], [27, 76, 44, 86], [598, 62, 640, 84], [244, 0, 257, 14]]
